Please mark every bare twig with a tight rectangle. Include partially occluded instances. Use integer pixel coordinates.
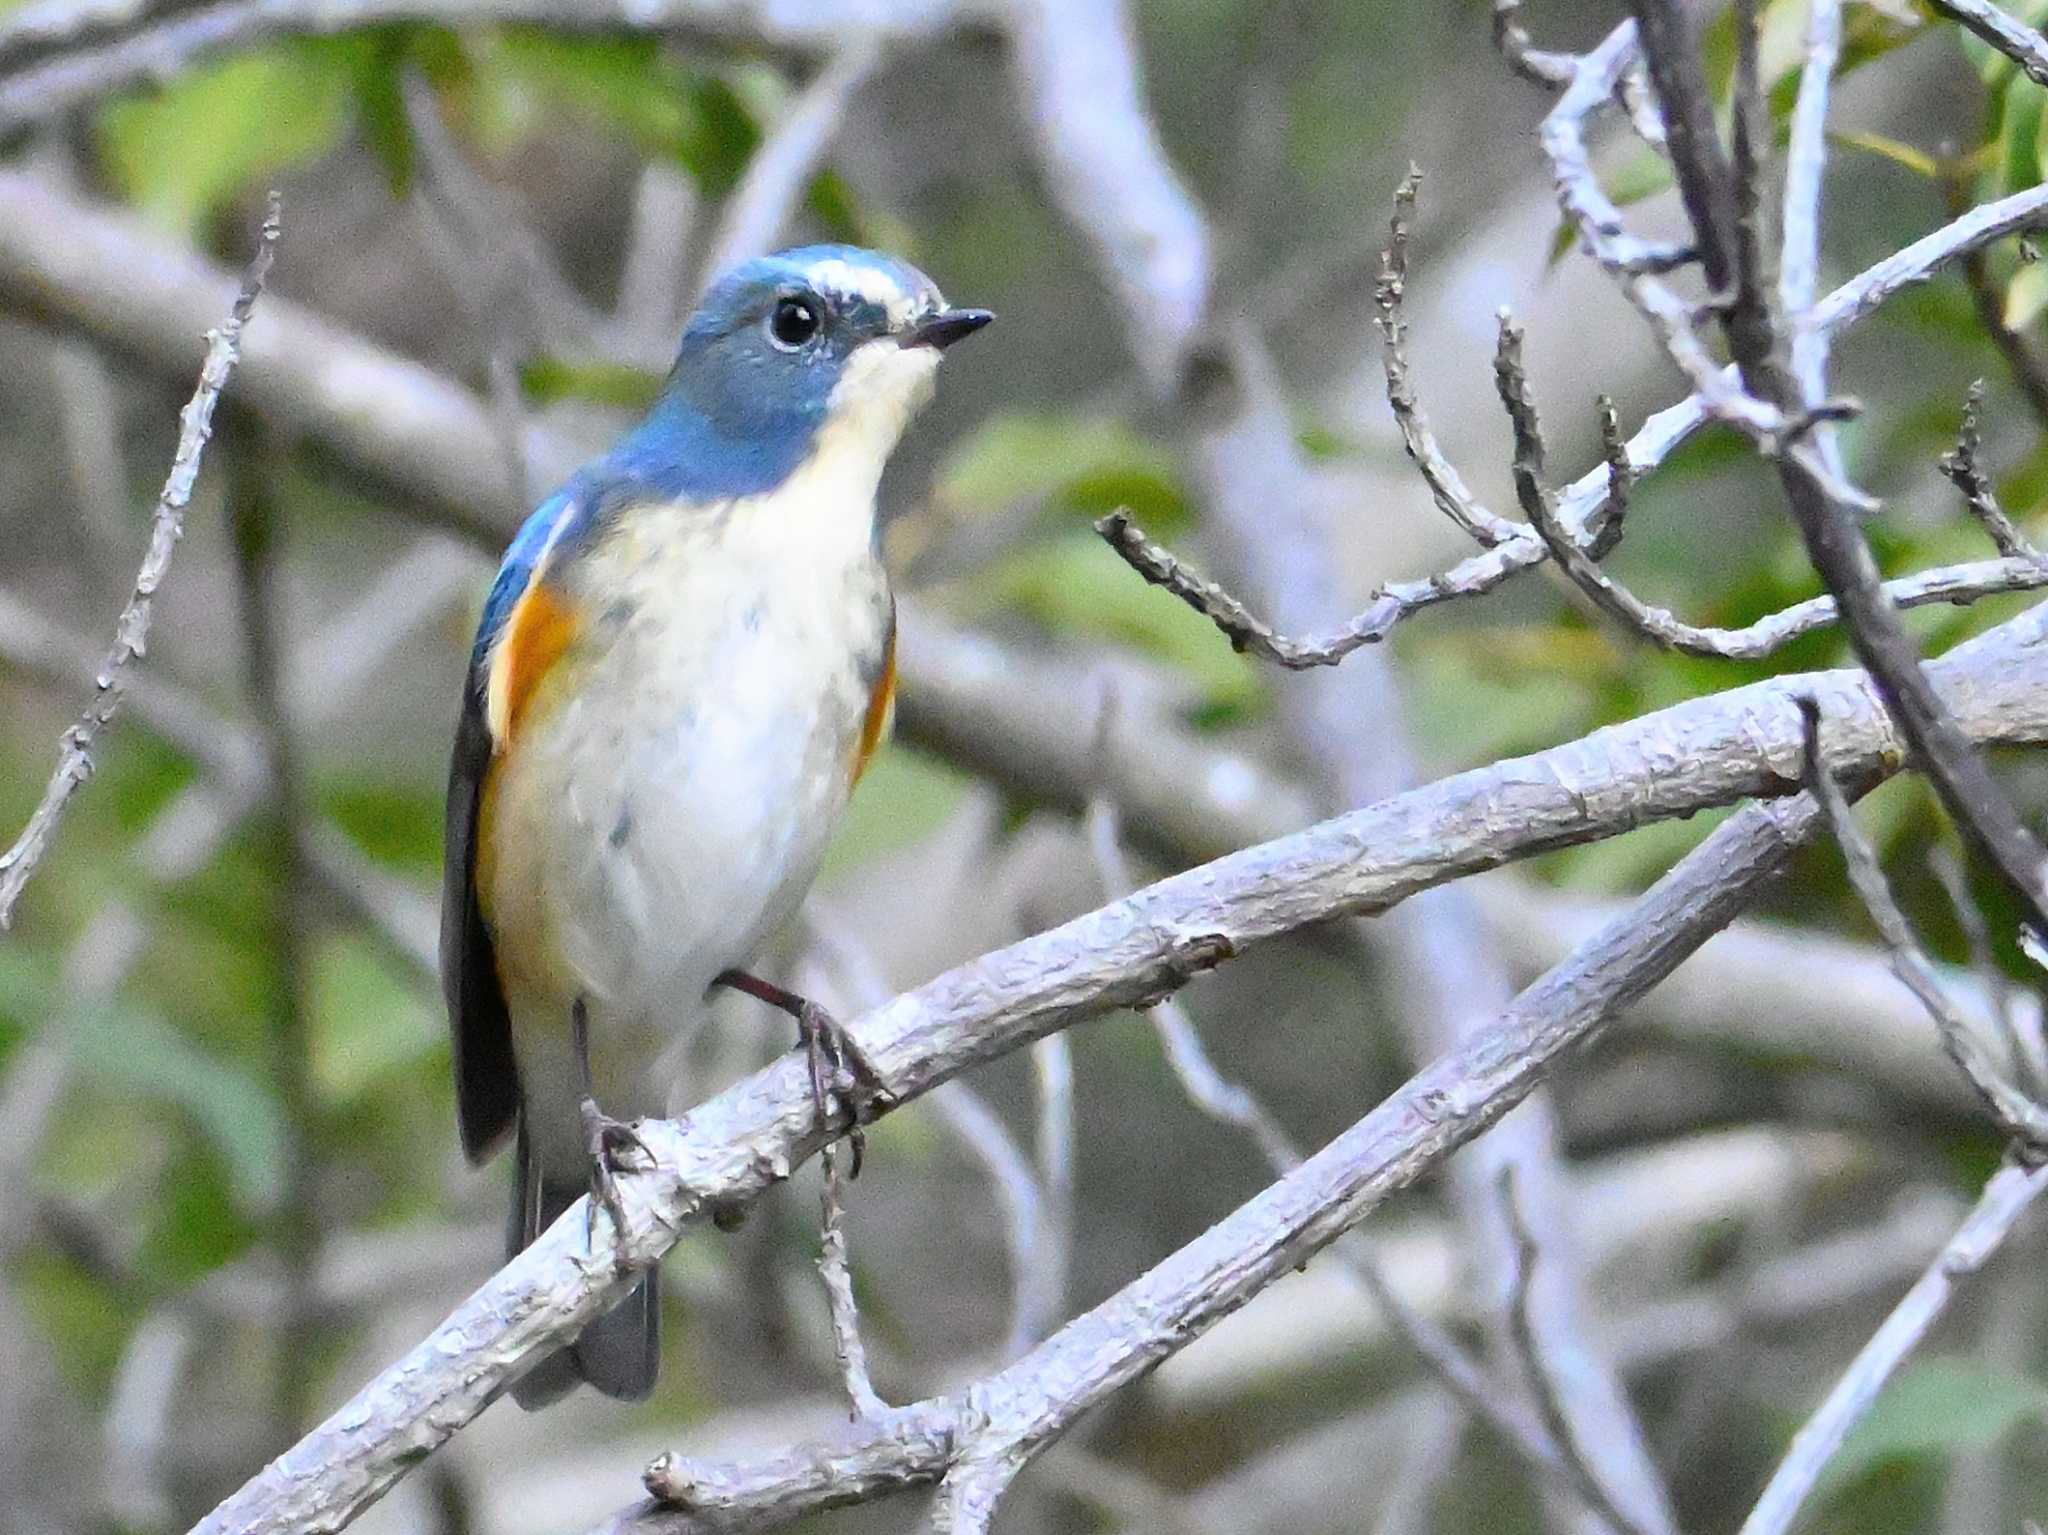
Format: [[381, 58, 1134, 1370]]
[[1735, 1158, 2048, 1535], [1491, 0, 1575, 86], [1375, 170, 1520, 551], [1103, 166, 2048, 669], [1093, 509, 1391, 667], [1929, 0, 2048, 88], [1941, 381, 2037, 558], [1499, 1173, 1653, 1535], [0, 190, 278, 927], [804, 913, 1051, 1360], [815, 1143, 886, 1420], [1627, 0, 2048, 942], [1798, 696, 2048, 1146]]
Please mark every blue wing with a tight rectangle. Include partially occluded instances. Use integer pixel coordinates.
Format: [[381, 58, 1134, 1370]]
[[440, 487, 581, 1164]]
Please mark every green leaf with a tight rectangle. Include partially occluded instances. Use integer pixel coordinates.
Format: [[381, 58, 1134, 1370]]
[[2005, 260, 2048, 332], [64, 1000, 286, 1213], [309, 934, 440, 1102], [519, 355, 664, 411], [98, 41, 357, 234], [2001, 75, 2046, 195], [471, 31, 760, 193], [820, 744, 973, 883], [970, 531, 1262, 714], [342, 30, 417, 198], [1817, 1357, 2048, 1495], [1828, 129, 1940, 181], [933, 411, 1184, 529]]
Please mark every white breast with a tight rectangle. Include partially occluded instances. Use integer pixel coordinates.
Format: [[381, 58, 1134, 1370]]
[[485, 338, 935, 1137]]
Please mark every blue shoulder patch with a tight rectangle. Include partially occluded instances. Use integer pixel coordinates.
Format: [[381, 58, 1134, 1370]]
[[468, 487, 593, 680]]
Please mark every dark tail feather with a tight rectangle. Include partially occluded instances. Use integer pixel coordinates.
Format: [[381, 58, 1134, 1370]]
[[507, 1121, 661, 1410]]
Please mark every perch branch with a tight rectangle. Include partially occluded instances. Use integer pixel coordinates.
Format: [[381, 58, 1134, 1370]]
[[184, 597, 2048, 1535], [599, 786, 1854, 1535]]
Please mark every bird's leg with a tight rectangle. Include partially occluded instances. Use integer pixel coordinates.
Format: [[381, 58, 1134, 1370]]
[[572, 996, 653, 1242], [712, 969, 887, 1171]]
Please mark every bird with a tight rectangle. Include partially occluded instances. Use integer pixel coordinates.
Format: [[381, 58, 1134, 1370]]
[[440, 245, 991, 1409]]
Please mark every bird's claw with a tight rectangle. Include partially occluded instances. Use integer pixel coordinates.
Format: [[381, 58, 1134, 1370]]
[[795, 1000, 886, 1177], [580, 1097, 653, 1243]]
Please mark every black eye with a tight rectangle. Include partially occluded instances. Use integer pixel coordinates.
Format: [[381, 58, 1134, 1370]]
[[769, 296, 821, 349]]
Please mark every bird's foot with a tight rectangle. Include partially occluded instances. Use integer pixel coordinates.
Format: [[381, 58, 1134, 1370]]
[[580, 1096, 654, 1243], [794, 998, 888, 1175], [714, 968, 891, 1174]]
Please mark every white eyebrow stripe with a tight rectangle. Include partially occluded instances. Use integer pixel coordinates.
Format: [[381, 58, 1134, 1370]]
[[802, 256, 934, 324]]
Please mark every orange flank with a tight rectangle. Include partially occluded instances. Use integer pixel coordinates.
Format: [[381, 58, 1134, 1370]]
[[485, 578, 581, 751], [851, 627, 897, 787]]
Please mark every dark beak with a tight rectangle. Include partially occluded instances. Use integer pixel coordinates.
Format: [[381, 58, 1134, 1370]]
[[904, 307, 995, 351]]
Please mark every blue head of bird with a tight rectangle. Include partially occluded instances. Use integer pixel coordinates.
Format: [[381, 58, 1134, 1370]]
[[608, 244, 992, 506]]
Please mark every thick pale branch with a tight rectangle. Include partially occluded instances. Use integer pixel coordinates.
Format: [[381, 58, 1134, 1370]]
[[598, 784, 1853, 1535], [187, 601, 2048, 1535], [0, 0, 981, 134]]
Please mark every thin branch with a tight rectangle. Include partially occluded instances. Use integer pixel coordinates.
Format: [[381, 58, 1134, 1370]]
[[1941, 381, 2037, 558], [1102, 168, 2048, 669], [1375, 167, 1521, 550], [1781, 0, 1845, 486], [1929, 841, 2038, 1090], [1631, 0, 2048, 942], [1798, 696, 2048, 1147], [1499, 1172, 1654, 1535], [1735, 1158, 2048, 1535], [0, 0, 977, 135], [0, 190, 278, 928], [815, 1143, 886, 1420], [1928, 0, 2048, 89], [1490, 0, 1575, 86], [1949, 154, 2048, 431], [1024, 1031, 1073, 1346], [803, 911, 1051, 1362], [1093, 509, 1387, 667]]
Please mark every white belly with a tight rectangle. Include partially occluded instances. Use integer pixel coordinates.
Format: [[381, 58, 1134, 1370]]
[[485, 494, 889, 1144]]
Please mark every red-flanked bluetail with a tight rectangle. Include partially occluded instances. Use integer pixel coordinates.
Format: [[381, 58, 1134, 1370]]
[[441, 246, 991, 1408]]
